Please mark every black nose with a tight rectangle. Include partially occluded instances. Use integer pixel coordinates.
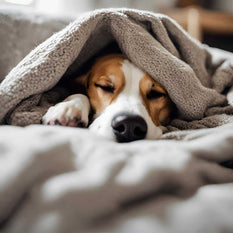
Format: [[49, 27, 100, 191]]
[[111, 113, 147, 142]]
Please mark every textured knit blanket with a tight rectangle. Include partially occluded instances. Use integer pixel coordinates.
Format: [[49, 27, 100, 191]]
[[0, 8, 233, 233]]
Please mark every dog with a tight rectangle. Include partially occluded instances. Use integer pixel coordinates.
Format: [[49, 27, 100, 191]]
[[43, 54, 175, 142]]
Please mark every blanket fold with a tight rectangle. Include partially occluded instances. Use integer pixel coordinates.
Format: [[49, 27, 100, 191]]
[[0, 8, 233, 130]]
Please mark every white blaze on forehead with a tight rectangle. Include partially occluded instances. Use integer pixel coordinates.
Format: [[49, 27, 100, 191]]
[[119, 59, 148, 115], [89, 59, 163, 140], [121, 59, 144, 96]]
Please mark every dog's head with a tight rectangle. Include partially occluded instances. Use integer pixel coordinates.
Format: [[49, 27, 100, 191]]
[[77, 54, 174, 142]]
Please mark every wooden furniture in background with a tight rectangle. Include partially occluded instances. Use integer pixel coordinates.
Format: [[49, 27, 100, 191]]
[[163, 6, 233, 42], [177, 0, 203, 7]]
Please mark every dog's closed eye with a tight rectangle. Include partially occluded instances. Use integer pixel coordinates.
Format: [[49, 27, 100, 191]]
[[95, 83, 115, 93], [147, 90, 166, 100]]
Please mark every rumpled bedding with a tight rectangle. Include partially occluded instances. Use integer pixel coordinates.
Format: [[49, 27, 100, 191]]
[[0, 8, 233, 233], [0, 125, 233, 233]]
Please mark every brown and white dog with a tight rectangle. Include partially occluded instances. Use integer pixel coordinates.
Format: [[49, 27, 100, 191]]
[[43, 54, 175, 142]]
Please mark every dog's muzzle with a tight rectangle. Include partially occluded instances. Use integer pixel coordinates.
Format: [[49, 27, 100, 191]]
[[111, 113, 147, 143]]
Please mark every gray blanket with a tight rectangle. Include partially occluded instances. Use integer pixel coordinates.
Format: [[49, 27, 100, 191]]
[[0, 7, 71, 83], [0, 8, 233, 233]]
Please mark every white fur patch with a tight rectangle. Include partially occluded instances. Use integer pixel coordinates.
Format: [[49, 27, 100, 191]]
[[89, 60, 163, 140]]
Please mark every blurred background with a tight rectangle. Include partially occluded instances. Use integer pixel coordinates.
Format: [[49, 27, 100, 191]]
[[0, 0, 232, 16], [0, 0, 233, 51]]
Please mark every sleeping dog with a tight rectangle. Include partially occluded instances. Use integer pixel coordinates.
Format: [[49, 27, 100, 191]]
[[43, 54, 175, 142]]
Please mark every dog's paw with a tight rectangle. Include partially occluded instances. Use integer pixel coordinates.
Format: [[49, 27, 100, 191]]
[[42, 94, 90, 128]]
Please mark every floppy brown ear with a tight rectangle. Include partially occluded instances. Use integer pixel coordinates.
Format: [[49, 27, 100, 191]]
[[74, 72, 90, 88], [68, 72, 90, 94]]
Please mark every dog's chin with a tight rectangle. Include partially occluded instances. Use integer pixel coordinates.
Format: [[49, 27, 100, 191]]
[[88, 116, 164, 142]]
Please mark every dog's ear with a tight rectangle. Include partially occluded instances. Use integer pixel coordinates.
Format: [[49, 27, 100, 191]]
[[68, 72, 90, 95], [74, 72, 90, 88]]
